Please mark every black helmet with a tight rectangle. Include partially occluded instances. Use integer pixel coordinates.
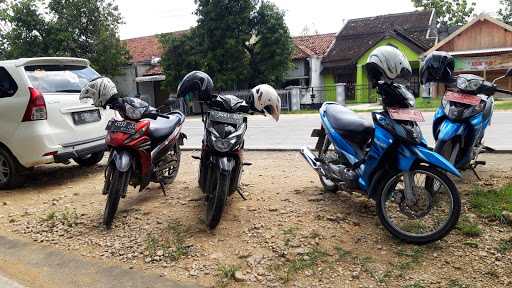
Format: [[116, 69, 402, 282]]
[[176, 71, 214, 102], [420, 52, 455, 84]]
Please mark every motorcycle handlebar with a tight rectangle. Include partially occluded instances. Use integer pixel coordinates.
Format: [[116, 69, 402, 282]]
[[496, 88, 512, 96]]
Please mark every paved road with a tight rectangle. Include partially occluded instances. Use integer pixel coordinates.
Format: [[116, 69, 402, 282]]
[[181, 111, 512, 150], [0, 234, 199, 288]]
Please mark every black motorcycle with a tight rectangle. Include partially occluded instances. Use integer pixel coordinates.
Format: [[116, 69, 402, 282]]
[[176, 71, 280, 229], [195, 95, 252, 228]]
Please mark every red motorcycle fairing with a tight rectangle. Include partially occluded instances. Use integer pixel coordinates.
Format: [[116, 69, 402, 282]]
[[106, 120, 152, 179]]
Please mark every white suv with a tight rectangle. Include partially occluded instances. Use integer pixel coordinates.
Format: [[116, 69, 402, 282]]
[[0, 57, 113, 188]]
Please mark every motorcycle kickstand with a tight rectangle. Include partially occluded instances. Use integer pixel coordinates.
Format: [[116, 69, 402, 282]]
[[159, 181, 167, 196], [237, 188, 247, 201], [470, 166, 482, 181]]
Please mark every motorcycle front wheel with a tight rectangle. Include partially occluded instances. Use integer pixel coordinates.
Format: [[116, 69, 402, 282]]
[[103, 167, 131, 229], [376, 166, 460, 244], [206, 169, 229, 230]]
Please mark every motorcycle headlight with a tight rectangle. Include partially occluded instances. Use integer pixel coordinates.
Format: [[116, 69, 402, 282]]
[[207, 123, 247, 152], [462, 102, 484, 118], [210, 135, 238, 152], [392, 121, 423, 144], [456, 77, 482, 92]]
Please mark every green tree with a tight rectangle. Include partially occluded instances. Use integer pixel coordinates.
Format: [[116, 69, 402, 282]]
[[160, 0, 292, 91], [248, 1, 292, 87], [412, 0, 476, 28], [0, 0, 128, 76], [160, 29, 206, 90], [498, 0, 512, 25]]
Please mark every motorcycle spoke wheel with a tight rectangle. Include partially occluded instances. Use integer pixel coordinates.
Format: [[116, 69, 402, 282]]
[[377, 167, 460, 244]]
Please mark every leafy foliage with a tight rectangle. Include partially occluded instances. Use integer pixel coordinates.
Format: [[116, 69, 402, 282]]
[[160, 0, 292, 91], [0, 0, 129, 76], [498, 0, 512, 25], [412, 0, 476, 28]]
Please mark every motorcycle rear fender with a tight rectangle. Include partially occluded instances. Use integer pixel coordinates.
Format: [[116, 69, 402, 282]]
[[397, 145, 462, 177], [110, 150, 132, 172]]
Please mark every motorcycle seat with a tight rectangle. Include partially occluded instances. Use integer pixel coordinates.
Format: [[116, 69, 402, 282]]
[[325, 104, 374, 135], [149, 114, 183, 141]]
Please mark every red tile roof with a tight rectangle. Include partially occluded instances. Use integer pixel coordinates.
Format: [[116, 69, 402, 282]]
[[292, 33, 337, 60], [125, 35, 163, 63], [124, 30, 188, 63]]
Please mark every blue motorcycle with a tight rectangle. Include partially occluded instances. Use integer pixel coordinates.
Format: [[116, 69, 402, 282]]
[[432, 69, 512, 176], [301, 83, 461, 244]]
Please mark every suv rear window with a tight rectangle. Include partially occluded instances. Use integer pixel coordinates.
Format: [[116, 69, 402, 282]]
[[25, 65, 100, 93], [0, 67, 18, 98]]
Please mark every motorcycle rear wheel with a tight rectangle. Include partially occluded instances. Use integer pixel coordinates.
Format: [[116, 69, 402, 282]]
[[103, 167, 131, 229], [206, 169, 229, 230]]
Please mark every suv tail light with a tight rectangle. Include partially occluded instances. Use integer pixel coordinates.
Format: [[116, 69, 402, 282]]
[[22, 87, 47, 121]]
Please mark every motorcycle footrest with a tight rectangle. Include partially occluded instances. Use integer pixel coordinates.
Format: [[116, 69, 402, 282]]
[[474, 160, 486, 166], [191, 155, 201, 160], [483, 146, 495, 152], [243, 162, 253, 166]]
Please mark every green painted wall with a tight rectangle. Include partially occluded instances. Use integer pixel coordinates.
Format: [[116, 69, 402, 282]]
[[323, 74, 336, 102], [355, 37, 421, 102]]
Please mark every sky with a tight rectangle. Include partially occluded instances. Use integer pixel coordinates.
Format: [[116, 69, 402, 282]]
[[117, 0, 502, 40]]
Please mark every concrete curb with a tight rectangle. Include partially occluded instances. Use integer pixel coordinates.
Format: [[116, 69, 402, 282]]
[[0, 234, 201, 288], [182, 147, 512, 153]]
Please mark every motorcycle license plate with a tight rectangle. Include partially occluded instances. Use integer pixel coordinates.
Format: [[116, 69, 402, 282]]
[[209, 110, 244, 125], [388, 108, 425, 122], [444, 91, 481, 105], [106, 120, 136, 134]]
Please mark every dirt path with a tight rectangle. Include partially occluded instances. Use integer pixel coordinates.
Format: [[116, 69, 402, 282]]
[[0, 152, 511, 288]]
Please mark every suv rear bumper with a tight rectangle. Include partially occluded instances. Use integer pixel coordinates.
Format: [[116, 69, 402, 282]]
[[54, 136, 106, 163]]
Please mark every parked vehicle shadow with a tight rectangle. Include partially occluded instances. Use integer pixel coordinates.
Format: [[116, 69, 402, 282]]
[[0, 163, 105, 195]]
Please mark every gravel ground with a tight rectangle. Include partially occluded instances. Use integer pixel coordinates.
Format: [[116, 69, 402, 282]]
[[0, 152, 511, 288]]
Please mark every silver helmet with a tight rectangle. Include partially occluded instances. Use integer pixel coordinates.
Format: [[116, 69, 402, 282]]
[[366, 46, 412, 84], [79, 77, 118, 108]]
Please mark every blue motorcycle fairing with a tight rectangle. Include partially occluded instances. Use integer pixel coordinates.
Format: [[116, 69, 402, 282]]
[[320, 104, 361, 164], [397, 145, 462, 177], [358, 124, 394, 190], [437, 119, 465, 141]]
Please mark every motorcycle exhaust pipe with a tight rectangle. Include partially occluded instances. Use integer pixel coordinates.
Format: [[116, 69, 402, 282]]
[[300, 147, 325, 176]]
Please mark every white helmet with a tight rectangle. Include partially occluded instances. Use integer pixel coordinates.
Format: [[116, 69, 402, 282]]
[[366, 45, 412, 84], [79, 77, 118, 108], [251, 84, 281, 121]]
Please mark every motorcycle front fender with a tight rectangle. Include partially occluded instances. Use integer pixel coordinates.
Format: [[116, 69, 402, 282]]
[[437, 119, 465, 142], [214, 156, 235, 174], [110, 150, 132, 172], [397, 145, 462, 178]]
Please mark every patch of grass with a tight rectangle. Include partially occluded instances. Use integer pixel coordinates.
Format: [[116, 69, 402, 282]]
[[463, 240, 479, 248], [401, 220, 428, 234], [494, 100, 512, 110], [447, 279, 471, 288], [282, 109, 318, 114], [415, 97, 441, 110], [42, 209, 78, 227], [280, 246, 328, 282], [282, 226, 298, 247], [456, 216, 482, 237], [497, 238, 512, 254], [470, 184, 512, 222], [403, 281, 426, 288], [334, 245, 351, 260], [144, 222, 190, 261], [44, 211, 57, 222], [218, 264, 240, 280]]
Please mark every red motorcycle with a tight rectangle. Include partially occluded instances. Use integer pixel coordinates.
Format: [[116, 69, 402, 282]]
[[102, 97, 186, 228]]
